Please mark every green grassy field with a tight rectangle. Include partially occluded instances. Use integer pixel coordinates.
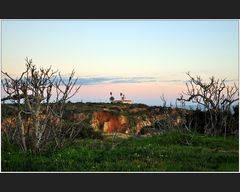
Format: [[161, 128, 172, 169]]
[[1, 131, 239, 172]]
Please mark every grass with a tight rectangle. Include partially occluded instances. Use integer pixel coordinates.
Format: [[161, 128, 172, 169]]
[[1, 131, 239, 172]]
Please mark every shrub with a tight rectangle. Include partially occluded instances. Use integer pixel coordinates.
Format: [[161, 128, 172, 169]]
[[64, 122, 102, 140]]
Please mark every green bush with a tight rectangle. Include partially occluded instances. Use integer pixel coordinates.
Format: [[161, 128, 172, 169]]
[[67, 122, 103, 139]]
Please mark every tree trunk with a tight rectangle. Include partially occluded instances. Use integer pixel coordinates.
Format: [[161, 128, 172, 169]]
[[18, 112, 27, 151]]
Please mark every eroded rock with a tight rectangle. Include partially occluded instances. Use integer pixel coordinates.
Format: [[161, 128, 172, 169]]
[[91, 111, 130, 133]]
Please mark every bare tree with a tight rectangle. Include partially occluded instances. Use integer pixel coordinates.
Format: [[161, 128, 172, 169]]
[[1, 58, 81, 152], [160, 94, 167, 107], [177, 72, 239, 135], [158, 94, 177, 130]]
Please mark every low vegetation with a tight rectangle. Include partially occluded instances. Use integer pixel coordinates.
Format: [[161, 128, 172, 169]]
[[2, 131, 238, 172]]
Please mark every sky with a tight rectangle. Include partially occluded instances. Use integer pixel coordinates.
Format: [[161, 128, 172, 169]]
[[1, 20, 239, 106]]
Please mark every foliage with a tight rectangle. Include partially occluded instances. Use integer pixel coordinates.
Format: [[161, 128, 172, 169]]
[[66, 121, 103, 140]]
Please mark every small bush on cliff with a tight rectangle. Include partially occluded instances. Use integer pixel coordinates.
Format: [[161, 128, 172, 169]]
[[65, 122, 102, 140], [139, 126, 161, 135]]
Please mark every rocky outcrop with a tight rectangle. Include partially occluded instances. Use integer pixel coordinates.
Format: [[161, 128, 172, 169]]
[[1, 102, 189, 135], [1, 114, 61, 133], [136, 119, 152, 134], [89, 106, 189, 134], [91, 111, 129, 133], [1, 117, 16, 131]]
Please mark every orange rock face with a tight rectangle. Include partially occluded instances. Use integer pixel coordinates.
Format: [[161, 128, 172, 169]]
[[1, 117, 16, 131], [1, 116, 33, 135], [1, 114, 61, 133], [91, 111, 129, 133]]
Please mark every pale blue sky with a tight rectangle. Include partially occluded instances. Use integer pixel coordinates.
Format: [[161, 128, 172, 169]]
[[1, 20, 239, 105]]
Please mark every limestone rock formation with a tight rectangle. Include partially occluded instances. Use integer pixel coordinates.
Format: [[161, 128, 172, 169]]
[[91, 111, 129, 133]]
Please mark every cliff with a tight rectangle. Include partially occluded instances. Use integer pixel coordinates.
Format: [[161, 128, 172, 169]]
[[1, 102, 190, 135], [64, 102, 189, 134]]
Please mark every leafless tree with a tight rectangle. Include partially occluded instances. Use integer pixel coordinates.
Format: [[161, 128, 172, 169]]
[[158, 94, 176, 130], [177, 72, 239, 135], [160, 94, 167, 107], [1, 58, 81, 152]]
